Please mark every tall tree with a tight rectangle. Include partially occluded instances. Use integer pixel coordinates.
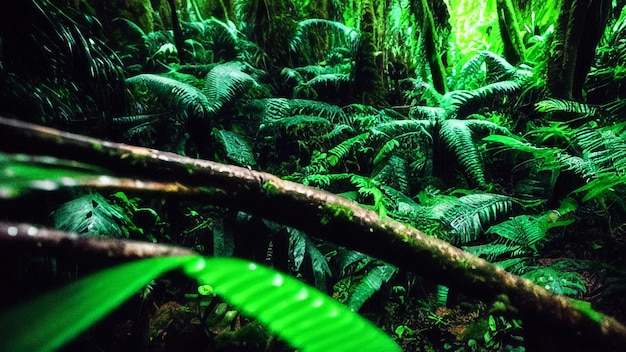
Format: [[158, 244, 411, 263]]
[[547, 0, 611, 101]]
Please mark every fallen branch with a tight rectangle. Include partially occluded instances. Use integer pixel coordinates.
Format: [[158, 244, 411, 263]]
[[0, 222, 196, 260], [1, 116, 625, 350]]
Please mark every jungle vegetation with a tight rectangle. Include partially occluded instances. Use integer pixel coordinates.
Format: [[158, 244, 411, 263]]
[[1, 0, 626, 351]]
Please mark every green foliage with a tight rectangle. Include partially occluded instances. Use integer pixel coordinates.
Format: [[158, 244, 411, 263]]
[[522, 266, 586, 297], [202, 61, 260, 114], [52, 193, 134, 238], [0, 256, 401, 352], [436, 193, 514, 244], [212, 128, 257, 166], [126, 73, 212, 121], [0, 153, 106, 198], [465, 210, 574, 272], [287, 227, 332, 291], [346, 262, 397, 312], [0, 256, 193, 352]]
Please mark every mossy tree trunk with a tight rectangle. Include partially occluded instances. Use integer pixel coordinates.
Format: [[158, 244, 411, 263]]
[[419, 0, 448, 94], [547, 0, 611, 102], [497, 0, 526, 65], [352, 0, 386, 106]]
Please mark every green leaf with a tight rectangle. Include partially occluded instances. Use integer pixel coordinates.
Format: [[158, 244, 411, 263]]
[[0, 153, 106, 198], [212, 128, 257, 166], [1, 256, 401, 352], [185, 257, 401, 352], [346, 263, 397, 312], [52, 193, 131, 238], [0, 256, 195, 352]]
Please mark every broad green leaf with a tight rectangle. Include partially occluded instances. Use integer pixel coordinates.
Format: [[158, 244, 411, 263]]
[[0, 153, 106, 198], [0, 256, 195, 352], [185, 257, 401, 352], [1, 256, 401, 352]]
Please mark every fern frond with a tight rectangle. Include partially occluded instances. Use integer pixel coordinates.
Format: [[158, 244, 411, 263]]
[[482, 51, 525, 82], [522, 266, 586, 297], [409, 106, 448, 121], [346, 262, 397, 312], [203, 61, 257, 113], [126, 74, 212, 121], [327, 133, 368, 166], [439, 119, 506, 186], [303, 73, 352, 100], [487, 215, 546, 253], [373, 139, 401, 166], [291, 19, 360, 57], [212, 128, 256, 166], [445, 80, 522, 119], [294, 65, 334, 77], [371, 120, 431, 139], [438, 193, 514, 244], [288, 99, 349, 124], [575, 124, 626, 175], [535, 98, 599, 117]]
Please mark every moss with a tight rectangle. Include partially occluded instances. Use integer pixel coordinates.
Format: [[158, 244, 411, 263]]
[[568, 298, 604, 324], [262, 180, 282, 196], [321, 203, 355, 225]]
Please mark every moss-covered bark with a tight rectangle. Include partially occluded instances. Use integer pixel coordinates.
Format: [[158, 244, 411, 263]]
[[547, 0, 611, 101], [497, 0, 526, 65]]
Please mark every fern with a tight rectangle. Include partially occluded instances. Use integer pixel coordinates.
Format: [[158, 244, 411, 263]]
[[291, 19, 360, 58], [373, 139, 401, 166], [203, 61, 258, 114], [126, 74, 212, 121], [346, 262, 397, 312], [445, 80, 522, 119], [439, 119, 509, 186], [535, 98, 599, 117], [522, 266, 587, 297], [433, 193, 514, 244], [212, 128, 256, 166], [373, 156, 410, 196], [327, 132, 368, 166]]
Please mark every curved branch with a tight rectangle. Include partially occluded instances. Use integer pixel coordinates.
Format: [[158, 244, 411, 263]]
[[0, 116, 625, 350], [0, 222, 196, 260]]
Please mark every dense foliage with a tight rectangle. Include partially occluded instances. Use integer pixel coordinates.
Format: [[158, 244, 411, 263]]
[[2, 0, 626, 351]]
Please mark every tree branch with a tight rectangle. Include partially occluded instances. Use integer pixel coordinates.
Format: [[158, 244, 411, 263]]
[[1, 116, 625, 350], [0, 222, 196, 260]]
